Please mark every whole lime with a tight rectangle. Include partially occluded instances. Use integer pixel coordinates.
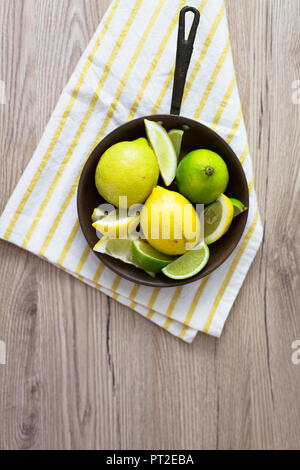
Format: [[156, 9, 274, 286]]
[[95, 138, 159, 208], [176, 149, 229, 204]]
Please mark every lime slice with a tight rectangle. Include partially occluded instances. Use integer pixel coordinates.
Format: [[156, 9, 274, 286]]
[[230, 198, 248, 217], [162, 242, 210, 280], [132, 240, 175, 273], [204, 194, 234, 245], [168, 129, 184, 159], [145, 119, 177, 186], [92, 210, 139, 238]]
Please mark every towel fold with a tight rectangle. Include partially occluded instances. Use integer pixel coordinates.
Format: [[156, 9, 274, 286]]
[[0, 0, 263, 342]]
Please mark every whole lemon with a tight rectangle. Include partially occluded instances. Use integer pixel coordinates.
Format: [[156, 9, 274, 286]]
[[141, 186, 200, 256], [176, 149, 229, 205], [95, 138, 159, 208]]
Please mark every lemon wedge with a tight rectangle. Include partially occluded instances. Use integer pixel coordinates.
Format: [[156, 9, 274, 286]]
[[93, 237, 137, 266], [92, 210, 140, 238], [93, 237, 156, 277]]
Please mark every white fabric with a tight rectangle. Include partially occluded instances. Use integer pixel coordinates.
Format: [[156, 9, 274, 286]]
[[0, 0, 263, 342]]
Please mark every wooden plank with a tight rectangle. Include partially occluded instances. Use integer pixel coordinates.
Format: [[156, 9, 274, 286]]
[[0, 0, 299, 450]]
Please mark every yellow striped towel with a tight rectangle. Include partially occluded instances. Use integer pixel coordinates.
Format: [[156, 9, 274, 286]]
[[0, 0, 263, 343]]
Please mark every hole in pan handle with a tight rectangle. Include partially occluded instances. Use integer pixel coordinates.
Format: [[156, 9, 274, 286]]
[[170, 6, 200, 116]]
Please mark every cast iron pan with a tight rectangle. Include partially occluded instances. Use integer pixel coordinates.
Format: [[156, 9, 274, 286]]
[[77, 7, 249, 287]]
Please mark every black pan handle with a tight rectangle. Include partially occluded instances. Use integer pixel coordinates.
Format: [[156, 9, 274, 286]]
[[170, 6, 200, 116]]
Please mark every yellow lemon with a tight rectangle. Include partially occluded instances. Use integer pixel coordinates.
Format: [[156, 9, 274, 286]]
[[141, 186, 200, 256], [95, 138, 159, 208]]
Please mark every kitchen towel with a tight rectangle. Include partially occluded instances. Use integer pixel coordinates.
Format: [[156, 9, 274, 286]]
[[0, 0, 263, 343]]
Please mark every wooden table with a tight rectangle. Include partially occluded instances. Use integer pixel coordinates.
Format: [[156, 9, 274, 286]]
[[0, 0, 299, 450]]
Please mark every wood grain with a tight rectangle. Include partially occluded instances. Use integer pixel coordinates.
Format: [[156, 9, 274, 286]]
[[0, 0, 299, 450]]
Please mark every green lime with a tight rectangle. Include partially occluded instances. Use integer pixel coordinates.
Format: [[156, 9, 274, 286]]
[[95, 137, 159, 208], [132, 239, 175, 273], [176, 149, 229, 204], [145, 120, 177, 186], [168, 129, 184, 159], [162, 242, 210, 280], [230, 198, 248, 217]]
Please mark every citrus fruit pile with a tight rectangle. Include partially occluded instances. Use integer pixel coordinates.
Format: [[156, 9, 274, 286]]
[[92, 120, 247, 280]]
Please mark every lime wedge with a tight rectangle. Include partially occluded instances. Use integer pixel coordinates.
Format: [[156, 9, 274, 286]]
[[162, 242, 210, 280], [168, 129, 184, 159], [132, 240, 175, 273], [92, 209, 139, 238], [230, 198, 248, 217], [145, 119, 177, 186], [204, 194, 234, 245]]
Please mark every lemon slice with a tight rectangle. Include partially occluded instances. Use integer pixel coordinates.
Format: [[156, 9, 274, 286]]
[[91, 207, 108, 223], [168, 129, 184, 159], [92, 210, 140, 238], [230, 198, 248, 217], [145, 119, 177, 186], [204, 194, 234, 245], [162, 242, 210, 280], [132, 240, 175, 273]]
